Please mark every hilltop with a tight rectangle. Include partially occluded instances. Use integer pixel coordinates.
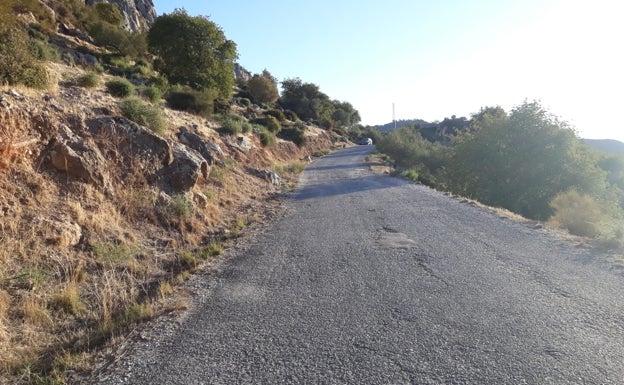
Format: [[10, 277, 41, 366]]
[[583, 139, 624, 155]]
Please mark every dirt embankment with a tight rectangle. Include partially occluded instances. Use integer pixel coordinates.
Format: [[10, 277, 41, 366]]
[[0, 64, 341, 383]]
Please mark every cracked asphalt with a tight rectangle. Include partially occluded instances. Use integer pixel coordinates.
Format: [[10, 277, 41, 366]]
[[95, 146, 624, 384]]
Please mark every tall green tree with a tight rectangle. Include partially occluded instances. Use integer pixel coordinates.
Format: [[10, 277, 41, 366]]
[[331, 100, 361, 129], [279, 78, 334, 123], [148, 9, 238, 98], [448, 101, 606, 219]]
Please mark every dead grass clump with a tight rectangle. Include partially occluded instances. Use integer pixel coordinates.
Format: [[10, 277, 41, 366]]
[[49, 283, 86, 316], [22, 296, 53, 328], [0, 289, 10, 340]]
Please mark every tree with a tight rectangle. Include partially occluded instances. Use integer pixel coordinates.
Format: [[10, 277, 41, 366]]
[[247, 73, 279, 106], [148, 9, 238, 98], [331, 100, 361, 129], [448, 101, 606, 219], [279, 78, 334, 123]]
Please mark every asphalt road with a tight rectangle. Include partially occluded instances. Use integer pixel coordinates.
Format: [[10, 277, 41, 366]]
[[95, 145, 624, 384]]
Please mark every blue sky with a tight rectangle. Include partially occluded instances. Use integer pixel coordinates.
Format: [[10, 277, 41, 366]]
[[152, 0, 624, 141]]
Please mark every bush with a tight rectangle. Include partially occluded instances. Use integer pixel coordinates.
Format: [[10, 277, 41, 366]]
[[548, 189, 604, 238], [402, 169, 419, 182], [278, 126, 307, 147], [265, 109, 286, 122], [237, 97, 251, 107], [253, 115, 281, 133], [166, 88, 217, 118], [284, 110, 299, 121], [0, 26, 49, 89], [75, 72, 100, 88], [18, 65, 49, 89], [29, 40, 60, 61], [247, 74, 279, 105], [218, 114, 252, 135], [119, 97, 166, 135], [258, 128, 276, 147], [139, 85, 162, 103], [106, 77, 135, 97]]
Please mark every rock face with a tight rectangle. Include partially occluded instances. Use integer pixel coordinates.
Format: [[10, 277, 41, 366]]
[[85, 0, 157, 32], [177, 126, 224, 165], [234, 64, 252, 82], [50, 125, 111, 191], [86, 116, 173, 180], [161, 142, 209, 193]]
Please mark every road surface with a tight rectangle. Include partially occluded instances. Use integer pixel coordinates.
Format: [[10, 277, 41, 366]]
[[95, 145, 624, 384]]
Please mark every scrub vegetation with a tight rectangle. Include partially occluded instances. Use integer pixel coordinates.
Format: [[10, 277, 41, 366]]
[[376, 102, 624, 249]]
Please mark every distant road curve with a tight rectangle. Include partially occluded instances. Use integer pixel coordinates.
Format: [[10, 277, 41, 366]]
[[95, 145, 624, 385]]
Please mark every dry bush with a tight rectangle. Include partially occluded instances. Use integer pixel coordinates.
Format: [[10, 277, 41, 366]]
[[548, 189, 604, 238]]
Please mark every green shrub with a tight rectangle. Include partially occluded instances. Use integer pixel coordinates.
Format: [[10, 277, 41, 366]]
[[178, 250, 200, 268], [217, 114, 252, 135], [139, 85, 162, 103], [19, 65, 49, 89], [258, 128, 276, 147], [75, 72, 100, 88], [402, 169, 419, 182], [284, 110, 299, 121], [265, 109, 286, 122], [29, 39, 60, 61], [106, 77, 135, 97], [0, 26, 49, 89], [166, 88, 216, 118], [253, 115, 281, 133], [237, 97, 251, 107], [168, 194, 194, 219], [199, 242, 222, 259], [119, 97, 166, 134], [278, 126, 307, 147]]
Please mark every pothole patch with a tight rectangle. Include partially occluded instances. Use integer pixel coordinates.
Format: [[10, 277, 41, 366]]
[[377, 228, 417, 249]]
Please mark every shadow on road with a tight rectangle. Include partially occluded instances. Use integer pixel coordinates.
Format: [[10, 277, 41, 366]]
[[292, 175, 408, 201]]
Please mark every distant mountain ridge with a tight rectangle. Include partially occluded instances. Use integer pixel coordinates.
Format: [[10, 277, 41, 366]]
[[583, 139, 624, 155]]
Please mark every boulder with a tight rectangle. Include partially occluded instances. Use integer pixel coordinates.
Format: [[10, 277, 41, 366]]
[[177, 126, 224, 165], [50, 125, 110, 191], [160, 142, 209, 193], [254, 169, 281, 186], [86, 116, 173, 178], [226, 136, 252, 153], [39, 216, 82, 248]]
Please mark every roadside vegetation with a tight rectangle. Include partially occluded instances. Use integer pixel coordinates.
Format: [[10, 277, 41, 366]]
[[0, 2, 350, 384], [375, 102, 624, 250]]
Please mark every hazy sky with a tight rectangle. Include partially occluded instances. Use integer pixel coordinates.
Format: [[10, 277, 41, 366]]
[[152, 0, 624, 141]]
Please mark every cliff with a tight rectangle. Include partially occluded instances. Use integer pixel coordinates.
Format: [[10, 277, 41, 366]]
[[85, 0, 157, 31]]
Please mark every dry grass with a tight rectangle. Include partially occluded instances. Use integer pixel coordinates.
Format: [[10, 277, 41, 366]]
[[0, 61, 335, 384]]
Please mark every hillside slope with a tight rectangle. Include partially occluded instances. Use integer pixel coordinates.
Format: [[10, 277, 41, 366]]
[[0, 61, 341, 384], [583, 138, 624, 155]]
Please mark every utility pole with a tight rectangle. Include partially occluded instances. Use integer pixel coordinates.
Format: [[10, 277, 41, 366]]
[[393, 103, 396, 130]]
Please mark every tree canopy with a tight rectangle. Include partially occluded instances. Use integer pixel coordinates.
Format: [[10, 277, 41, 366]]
[[279, 78, 360, 129], [247, 71, 279, 106], [447, 101, 606, 219], [148, 9, 238, 98]]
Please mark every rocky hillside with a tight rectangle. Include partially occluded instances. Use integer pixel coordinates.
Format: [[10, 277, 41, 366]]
[[84, 0, 156, 31], [0, 59, 341, 383]]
